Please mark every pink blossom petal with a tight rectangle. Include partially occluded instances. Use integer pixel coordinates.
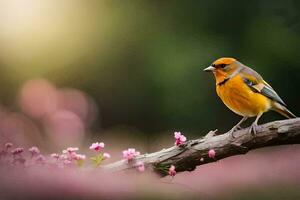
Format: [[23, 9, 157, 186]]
[[11, 147, 24, 155], [180, 135, 187, 142], [67, 147, 79, 153], [75, 154, 86, 160], [174, 132, 187, 146], [5, 143, 13, 149], [36, 155, 45, 163], [208, 149, 216, 158], [89, 142, 105, 151], [29, 146, 40, 155], [168, 165, 176, 177], [174, 132, 182, 139], [103, 153, 111, 159], [51, 153, 59, 159], [122, 148, 140, 161]]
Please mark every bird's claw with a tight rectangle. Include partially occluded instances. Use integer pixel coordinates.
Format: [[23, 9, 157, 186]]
[[248, 123, 257, 136], [228, 125, 241, 138]]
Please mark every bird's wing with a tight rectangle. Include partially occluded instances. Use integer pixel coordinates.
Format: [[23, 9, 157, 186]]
[[240, 66, 287, 106]]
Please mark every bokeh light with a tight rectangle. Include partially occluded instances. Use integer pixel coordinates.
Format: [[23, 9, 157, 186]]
[[18, 79, 58, 119]]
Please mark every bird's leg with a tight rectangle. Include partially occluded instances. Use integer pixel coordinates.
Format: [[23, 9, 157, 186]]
[[248, 113, 263, 136], [228, 117, 248, 138]]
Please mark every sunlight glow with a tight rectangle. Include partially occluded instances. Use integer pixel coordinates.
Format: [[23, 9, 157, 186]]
[[0, 0, 106, 77]]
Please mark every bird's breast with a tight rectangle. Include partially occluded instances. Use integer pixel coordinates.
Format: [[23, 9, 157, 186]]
[[216, 75, 271, 117]]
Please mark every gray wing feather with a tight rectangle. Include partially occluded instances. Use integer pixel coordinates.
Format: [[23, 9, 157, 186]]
[[260, 85, 286, 106], [240, 64, 287, 106]]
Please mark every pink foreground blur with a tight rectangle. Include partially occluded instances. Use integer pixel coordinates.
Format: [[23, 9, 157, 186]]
[[0, 145, 299, 199]]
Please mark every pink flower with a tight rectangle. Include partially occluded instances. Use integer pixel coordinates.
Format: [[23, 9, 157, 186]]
[[136, 161, 145, 172], [29, 146, 40, 156], [89, 142, 105, 151], [11, 147, 24, 155], [36, 155, 45, 163], [59, 154, 68, 160], [174, 132, 187, 146], [168, 165, 176, 177], [51, 153, 59, 159], [61, 147, 79, 160], [103, 153, 111, 159], [208, 149, 216, 158], [69, 151, 78, 160], [66, 147, 79, 153], [5, 143, 13, 149], [74, 154, 86, 160], [122, 148, 140, 161]]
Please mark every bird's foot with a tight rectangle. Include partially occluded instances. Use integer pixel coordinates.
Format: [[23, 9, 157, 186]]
[[228, 125, 242, 138], [248, 123, 258, 136]]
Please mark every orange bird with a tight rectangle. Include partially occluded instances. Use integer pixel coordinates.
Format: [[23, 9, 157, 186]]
[[204, 57, 296, 135]]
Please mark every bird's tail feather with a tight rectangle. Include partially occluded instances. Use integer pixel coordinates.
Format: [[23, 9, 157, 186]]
[[272, 102, 297, 119]]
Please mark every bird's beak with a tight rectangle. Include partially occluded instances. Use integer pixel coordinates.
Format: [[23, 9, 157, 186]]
[[203, 66, 215, 72]]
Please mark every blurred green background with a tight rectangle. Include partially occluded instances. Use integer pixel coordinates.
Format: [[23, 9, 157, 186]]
[[0, 0, 300, 136]]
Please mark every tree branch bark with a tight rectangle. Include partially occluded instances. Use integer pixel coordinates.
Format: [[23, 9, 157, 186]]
[[103, 118, 300, 176]]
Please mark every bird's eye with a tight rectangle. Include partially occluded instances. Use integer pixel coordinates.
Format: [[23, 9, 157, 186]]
[[220, 64, 227, 68]]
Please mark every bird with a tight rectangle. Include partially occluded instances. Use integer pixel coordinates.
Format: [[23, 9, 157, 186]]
[[204, 57, 296, 136]]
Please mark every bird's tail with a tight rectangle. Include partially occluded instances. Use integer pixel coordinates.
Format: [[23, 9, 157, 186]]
[[272, 102, 297, 119]]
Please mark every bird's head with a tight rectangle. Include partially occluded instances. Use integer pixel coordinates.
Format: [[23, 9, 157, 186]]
[[204, 57, 242, 83]]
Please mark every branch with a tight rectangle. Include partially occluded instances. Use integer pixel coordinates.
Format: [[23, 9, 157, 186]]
[[103, 118, 300, 176]]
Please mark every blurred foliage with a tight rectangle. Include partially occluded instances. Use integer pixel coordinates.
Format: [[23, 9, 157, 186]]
[[0, 0, 300, 136]]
